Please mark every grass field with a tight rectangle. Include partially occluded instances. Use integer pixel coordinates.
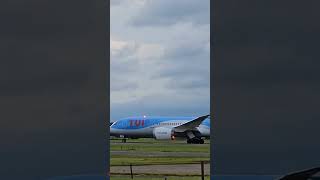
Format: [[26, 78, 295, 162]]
[[110, 138, 210, 179], [111, 155, 209, 166], [110, 138, 210, 166], [111, 141, 209, 153]]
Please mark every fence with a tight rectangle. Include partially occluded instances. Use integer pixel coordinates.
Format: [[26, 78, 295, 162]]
[[111, 161, 209, 180]]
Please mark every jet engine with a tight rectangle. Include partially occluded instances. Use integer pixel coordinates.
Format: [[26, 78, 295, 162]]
[[153, 127, 175, 140]]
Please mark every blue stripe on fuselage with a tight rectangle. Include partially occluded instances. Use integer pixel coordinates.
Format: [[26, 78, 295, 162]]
[[111, 116, 210, 129]]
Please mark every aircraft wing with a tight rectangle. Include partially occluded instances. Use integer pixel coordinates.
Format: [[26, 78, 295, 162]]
[[174, 114, 210, 132]]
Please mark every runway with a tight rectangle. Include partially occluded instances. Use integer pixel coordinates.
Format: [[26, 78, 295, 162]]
[[111, 150, 209, 157]]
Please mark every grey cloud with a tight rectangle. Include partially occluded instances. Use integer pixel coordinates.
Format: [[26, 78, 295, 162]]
[[161, 36, 210, 65], [152, 41, 210, 91], [130, 0, 209, 27], [111, 0, 210, 124], [163, 41, 208, 60], [112, 42, 140, 59], [111, 42, 141, 92], [111, 56, 138, 75], [111, 77, 138, 91], [155, 64, 209, 79], [165, 75, 210, 90], [110, 0, 125, 6], [111, 93, 209, 121], [111, 42, 140, 79], [154, 62, 210, 92]]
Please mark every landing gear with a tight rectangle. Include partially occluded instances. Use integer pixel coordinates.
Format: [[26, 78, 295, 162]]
[[121, 138, 127, 143], [187, 138, 204, 144]]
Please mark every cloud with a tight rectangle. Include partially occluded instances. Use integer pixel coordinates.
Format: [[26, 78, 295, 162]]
[[111, 91, 210, 121], [110, 1, 210, 120], [110, 0, 124, 6], [110, 38, 167, 104], [130, 0, 210, 27], [110, 37, 210, 105]]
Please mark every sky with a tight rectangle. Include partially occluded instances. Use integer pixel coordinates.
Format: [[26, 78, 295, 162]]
[[110, 0, 210, 121]]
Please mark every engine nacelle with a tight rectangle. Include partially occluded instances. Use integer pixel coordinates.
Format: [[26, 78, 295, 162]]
[[153, 127, 175, 140]]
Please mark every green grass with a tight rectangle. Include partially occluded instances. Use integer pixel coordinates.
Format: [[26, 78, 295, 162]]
[[110, 139, 210, 153], [111, 138, 210, 144], [110, 175, 210, 180], [110, 138, 210, 174], [111, 155, 209, 166]]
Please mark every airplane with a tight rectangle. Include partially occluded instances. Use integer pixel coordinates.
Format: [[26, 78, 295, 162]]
[[110, 114, 210, 144]]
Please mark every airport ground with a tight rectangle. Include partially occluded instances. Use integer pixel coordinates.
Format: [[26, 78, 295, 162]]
[[111, 175, 210, 180], [110, 138, 210, 180]]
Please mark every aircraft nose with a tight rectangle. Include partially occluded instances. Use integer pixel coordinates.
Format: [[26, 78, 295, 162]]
[[109, 125, 116, 135], [109, 126, 114, 136]]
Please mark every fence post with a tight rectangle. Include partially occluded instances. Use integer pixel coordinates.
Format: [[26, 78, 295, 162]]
[[201, 161, 204, 180], [130, 164, 133, 179]]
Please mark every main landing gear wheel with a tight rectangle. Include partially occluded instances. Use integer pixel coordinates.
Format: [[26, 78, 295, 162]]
[[187, 138, 204, 144], [122, 138, 126, 143]]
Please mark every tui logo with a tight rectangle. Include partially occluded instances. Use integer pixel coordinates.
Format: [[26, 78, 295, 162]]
[[129, 120, 145, 127]]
